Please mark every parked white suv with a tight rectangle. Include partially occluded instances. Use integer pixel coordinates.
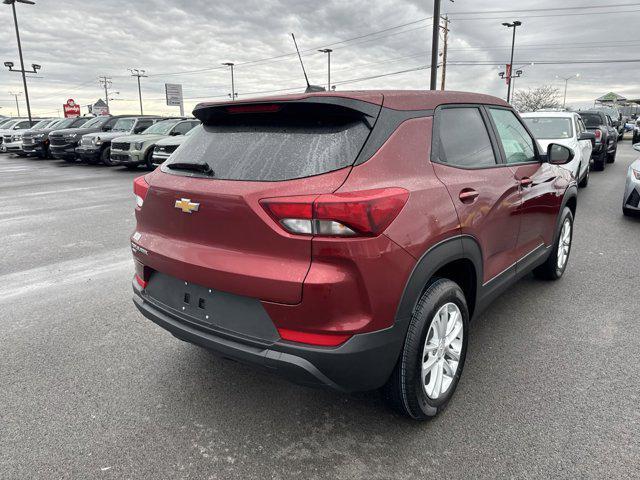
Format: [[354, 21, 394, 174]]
[[522, 111, 594, 188]]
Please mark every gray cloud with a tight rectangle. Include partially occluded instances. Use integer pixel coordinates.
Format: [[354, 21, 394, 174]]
[[0, 0, 637, 117]]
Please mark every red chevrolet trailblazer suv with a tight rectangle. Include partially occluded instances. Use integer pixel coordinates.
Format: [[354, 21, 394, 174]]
[[131, 91, 577, 420]]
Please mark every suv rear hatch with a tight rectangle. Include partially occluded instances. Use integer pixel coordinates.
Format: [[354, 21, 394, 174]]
[[134, 95, 382, 304]]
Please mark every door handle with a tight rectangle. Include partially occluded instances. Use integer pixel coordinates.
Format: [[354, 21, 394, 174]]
[[459, 188, 479, 203], [519, 177, 533, 187]]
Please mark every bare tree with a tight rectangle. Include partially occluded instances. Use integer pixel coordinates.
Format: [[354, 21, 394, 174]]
[[512, 86, 562, 112]]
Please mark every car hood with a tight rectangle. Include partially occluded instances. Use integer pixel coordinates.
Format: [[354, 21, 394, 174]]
[[155, 135, 187, 147], [84, 131, 131, 141], [112, 133, 167, 143], [50, 127, 102, 136]]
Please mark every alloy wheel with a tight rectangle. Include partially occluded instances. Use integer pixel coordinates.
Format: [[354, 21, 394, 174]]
[[421, 302, 463, 400], [556, 218, 572, 270]]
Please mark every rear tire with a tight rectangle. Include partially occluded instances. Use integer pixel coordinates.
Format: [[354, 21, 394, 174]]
[[382, 278, 469, 420], [533, 207, 573, 280], [592, 152, 606, 171]]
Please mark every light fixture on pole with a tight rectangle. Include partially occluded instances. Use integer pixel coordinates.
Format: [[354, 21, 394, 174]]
[[557, 74, 580, 108], [222, 62, 237, 100], [502, 20, 522, 103], [318, 48, 333, 91], [129, 68, 147, 115], [3, 0, 38, 123]]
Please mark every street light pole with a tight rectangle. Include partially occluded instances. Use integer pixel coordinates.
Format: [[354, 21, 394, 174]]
[[502, 20, 522, 104], [222, 62, 236, 100], [558, 74, 580, 108], [129, 68, 147, 114], [318, 49, 332, 91], [4, 0, 36, 123]]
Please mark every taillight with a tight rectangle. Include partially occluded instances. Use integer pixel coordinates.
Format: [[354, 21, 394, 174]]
[[277, 328, 351, 347], [594, 129, 602, 143], [260, 188, 409, 237], [133, 259, 149, 289], [133, 175, 149, 208]]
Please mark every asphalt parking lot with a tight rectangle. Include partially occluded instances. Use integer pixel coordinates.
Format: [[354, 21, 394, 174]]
[[1, 146, 639, 479]]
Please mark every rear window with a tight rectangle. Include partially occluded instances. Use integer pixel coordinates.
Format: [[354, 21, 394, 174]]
[[523, 117, 573, 139], [580, 113, 603, 127], [163, 111, 371, 181]]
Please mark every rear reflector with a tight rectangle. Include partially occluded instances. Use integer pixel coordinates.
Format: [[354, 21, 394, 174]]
[[134, 259, 150, 288], [594, 129, 602, 142], [260, 188, 409, 237], [134, 274, 148, 289], [226, 104, 282, 114], [277, 328, 352, 347], [133, 175, 149, 208]]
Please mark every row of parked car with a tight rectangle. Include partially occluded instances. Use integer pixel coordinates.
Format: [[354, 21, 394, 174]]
[[0, 115, 201, 169]]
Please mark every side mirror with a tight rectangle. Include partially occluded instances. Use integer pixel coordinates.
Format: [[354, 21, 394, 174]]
[[633, 144, 640, 153], [170, 131, 182, 136], [547, 143, 574, 165]]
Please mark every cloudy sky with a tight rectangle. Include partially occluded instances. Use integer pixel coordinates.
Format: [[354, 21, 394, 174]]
[[1, 0, 638, 117]]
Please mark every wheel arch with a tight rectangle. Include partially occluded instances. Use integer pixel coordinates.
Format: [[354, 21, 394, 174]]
[[395, 235, 483, 330]]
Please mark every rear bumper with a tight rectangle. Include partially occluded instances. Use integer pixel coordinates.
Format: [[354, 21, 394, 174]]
[[132, 280, 405, 392]]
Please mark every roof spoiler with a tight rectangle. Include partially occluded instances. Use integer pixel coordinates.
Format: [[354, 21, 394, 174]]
[[193, 97, 381, 126]]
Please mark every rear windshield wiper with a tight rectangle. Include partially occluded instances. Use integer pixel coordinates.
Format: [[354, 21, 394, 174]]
[[167, 162, 215, 176]]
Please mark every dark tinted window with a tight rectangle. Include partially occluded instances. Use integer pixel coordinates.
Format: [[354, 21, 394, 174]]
[[580, 113, 604, 127], [172, 121, 197, 135], [164, 115, 370, 181], [435, 107, 496, 168]]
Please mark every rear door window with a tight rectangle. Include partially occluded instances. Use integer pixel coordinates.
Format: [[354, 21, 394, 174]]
[[433, 107, 497, 168], [488, 108, 537, 164], [164, 111, 371, 181]]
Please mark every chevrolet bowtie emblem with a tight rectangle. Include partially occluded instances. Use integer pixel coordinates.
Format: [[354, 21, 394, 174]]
[[175, 198, 200, 213]]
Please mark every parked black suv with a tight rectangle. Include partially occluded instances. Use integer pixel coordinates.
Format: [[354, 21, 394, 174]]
[[49, 115, 128, 162], [76, 116, 163, 165], [22, 117, 90, 158], [578, 110, 618, 171]]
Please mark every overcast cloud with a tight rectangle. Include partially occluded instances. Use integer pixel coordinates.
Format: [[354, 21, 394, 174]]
[[1, 0, 638, 117]]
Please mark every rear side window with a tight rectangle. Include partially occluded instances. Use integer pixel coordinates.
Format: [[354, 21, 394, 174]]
[[489, 108, 537, 164], [580, 113, 603, 127], [165, 113, 370, 181], [434, 107, 497, 168]]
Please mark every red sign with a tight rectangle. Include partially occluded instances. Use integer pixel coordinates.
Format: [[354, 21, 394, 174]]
[[63, 98, 81, 118], [505, 64, 512, 85]]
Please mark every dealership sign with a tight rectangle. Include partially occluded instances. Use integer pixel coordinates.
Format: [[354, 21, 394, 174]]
[[165, 83, 184, 116], [63, 99, 81, 118]]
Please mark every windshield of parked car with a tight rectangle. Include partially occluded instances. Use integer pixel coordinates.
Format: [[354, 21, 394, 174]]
[[523, 117, 573, 139], [141, 120, 180, 135], [1, 120, 20, 130], [30, 120, 52, 130], [112, 118, 136, 132], [81, 116, 109, 129], [580, 113, 603, 127]]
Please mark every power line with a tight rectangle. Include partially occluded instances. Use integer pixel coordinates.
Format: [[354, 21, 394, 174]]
[[447, 2, 640, 15], [449, 8, 640, 21]]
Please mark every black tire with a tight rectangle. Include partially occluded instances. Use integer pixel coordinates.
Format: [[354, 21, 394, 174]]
[[592, 151, 606, 171], [578, 164, 589, 188], [623, 207, 637, 217], [101, 147, 113, 166], [144, 148, 155, 170], [633, 134, 639, 144], [63, 156, 77, 163], [606, 147, 616, 164], [382, 278, 469, 420], [533, 207, 573, 281]]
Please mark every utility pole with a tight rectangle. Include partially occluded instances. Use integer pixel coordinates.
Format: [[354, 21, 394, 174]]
[[98, 76, 112, 108], [440, 15, 450, 90], [502, 20, 522, 103], [4, 0, 37, 123], [129, 68, 147, 114], [430, 0, 441, 90], [318, 48, 332, 91], [222, 62, 236, 100], [8, 91, 22, 116]]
